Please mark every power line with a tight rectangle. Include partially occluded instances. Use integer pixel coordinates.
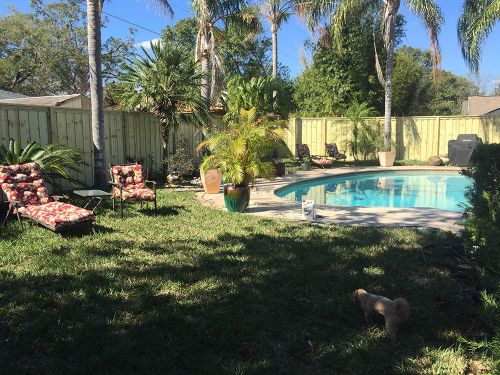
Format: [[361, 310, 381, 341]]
[[102, 10, 162, 36]]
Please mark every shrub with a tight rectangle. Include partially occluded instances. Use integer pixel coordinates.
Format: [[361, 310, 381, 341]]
[[164, 139, 197, 178], [461, 143, 500, 372], [0, 138, 83, 188], [461, 143, 500, 271]]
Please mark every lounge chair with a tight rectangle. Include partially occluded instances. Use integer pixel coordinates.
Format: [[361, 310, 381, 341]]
[[325, 143, 347, 160], [109, 163, 157, 218], [0, 162, 95, 233], [295, 144, 333, 167]]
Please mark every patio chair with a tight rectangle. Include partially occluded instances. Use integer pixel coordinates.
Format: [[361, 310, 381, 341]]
[[325, 143, 347, 161], [295, 144, 333, 167], [109, 163, 157, 218], [0, 163, 95, 233]]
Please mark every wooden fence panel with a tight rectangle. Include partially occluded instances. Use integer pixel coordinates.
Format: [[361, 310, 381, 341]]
[[287, 115, 500, 161], [0, 104, 226, 188]]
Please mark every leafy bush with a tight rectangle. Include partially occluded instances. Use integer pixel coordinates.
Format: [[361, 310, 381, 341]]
[[0, 138, 83, 188], [462, 144, 500, 270], [164, 139, 198, 178], [198, 108, 286, 187], [223, 75, 292, 123], [461, 143, 500, 372], [344, 102, 380, 160]]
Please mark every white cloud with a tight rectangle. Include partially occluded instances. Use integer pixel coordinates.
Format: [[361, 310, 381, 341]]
[[136, 38, 161, 49]]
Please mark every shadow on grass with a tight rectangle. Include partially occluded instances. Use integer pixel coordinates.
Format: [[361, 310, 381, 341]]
[[138, 205, 186, 217], [0, 225, 480, 374]]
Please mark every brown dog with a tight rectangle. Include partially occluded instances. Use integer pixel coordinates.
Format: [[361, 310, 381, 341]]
[[352, 289, 410, 343]]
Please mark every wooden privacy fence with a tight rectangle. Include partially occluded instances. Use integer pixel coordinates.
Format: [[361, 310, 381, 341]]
[[285, 115, 500, 160], [0, 104, 224, 188]]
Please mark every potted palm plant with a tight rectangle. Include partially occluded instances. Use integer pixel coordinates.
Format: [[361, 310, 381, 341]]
[[198, 108, 286, 212]]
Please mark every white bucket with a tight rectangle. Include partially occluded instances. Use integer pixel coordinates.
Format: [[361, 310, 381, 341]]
[[302, 200, 316, 220]]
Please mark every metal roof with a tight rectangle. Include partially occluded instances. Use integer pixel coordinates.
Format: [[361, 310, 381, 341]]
[[0, 94, 87, 107]]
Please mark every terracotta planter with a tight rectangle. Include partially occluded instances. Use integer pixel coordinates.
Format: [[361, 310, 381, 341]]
[[224, 186, 250, 213], [200, 169, 222, 194], [378, 151, 396, 167]]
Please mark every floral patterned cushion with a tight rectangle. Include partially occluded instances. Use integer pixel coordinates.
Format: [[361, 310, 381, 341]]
[[325, 143, 347, 160], [22, 202, 94, 230], [312, 157, 333, 165], [111, 164, 145, 187], [0, 163, 51, 206], [120, 187, 155, 201], [296, 144, 311, 159], [111, 164, 155, 201]]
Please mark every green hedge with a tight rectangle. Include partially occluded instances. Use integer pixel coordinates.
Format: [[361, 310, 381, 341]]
[[462, 143, 500, 270], [462, 144, 500, 371]]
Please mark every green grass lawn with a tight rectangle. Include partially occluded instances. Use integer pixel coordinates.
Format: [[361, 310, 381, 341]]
[[0, 190, 491, 374]]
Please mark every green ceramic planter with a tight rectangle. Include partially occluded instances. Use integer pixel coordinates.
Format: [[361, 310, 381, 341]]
[[224, 186, 250, 213]]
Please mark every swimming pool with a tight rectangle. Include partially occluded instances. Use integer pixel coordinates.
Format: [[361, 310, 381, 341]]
[[275, 171, 471, 212]]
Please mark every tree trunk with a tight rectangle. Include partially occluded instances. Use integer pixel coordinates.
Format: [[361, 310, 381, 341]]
[[271, 22, 278, 78], [87, 0, 106, 188], [383, 9, 397, 151], [200, 25, 211, 105]]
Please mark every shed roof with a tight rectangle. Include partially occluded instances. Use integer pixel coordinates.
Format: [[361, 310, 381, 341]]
[[0, 94, 86, 107], [0, 89, 28, 100], [463, 96, 500, 116]]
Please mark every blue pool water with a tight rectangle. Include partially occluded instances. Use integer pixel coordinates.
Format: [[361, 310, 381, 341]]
[[275, 171, 471, 212]]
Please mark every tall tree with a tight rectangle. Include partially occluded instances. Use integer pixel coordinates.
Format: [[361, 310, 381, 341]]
[[0, 1, 135, 96], [458, 0, 500, 73], [302, 0, 443, 150], [86, 0, 172, 187], [294, 10, 404, 116], [261, 0, 296, 78], [392, 47, 479, 116], [192, 0, 261, 104], [86, 0, 106, 187]]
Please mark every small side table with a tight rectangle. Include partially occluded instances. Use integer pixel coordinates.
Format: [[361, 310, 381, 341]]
[[73, 189, 111, 212]]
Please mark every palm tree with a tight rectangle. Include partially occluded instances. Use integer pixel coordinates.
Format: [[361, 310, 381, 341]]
[[458, 0, 500, 73], [86, 0, 105, 187], [192, 0, 260, 103], [301, 0, 443, 150], [86, 0, 172, 187], [116, 41, 211, 162], [261, 0, 296, 78]]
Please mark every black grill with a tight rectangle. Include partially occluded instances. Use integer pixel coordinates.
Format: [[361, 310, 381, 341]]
[[448, 134, 483, 167]]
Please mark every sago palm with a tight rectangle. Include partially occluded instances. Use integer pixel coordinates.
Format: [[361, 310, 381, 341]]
[[0, 139, 84, 188], [300, 0, 443, 150], [458, 0, 500, 73], [116, 41, 211, 160]]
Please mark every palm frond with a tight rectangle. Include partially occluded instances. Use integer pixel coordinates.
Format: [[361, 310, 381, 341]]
[[146, 0, 174, 16], [407, 0, 444, 81], [458, 0, 500, 73]]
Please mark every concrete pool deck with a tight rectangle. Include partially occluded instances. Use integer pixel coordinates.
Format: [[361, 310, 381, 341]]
[[196, 166, 465, 233]]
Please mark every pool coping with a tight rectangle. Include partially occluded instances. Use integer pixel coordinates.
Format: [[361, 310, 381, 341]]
[[196, 166, 465, 233]]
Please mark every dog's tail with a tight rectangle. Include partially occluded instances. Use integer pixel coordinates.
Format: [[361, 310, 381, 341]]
[[394, 298, 410, 321]]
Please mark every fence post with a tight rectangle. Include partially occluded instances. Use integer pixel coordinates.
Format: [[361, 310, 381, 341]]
[[436, 116, 441, 156], [47, 107, 57, 144], [322, 117, 327, 155], [122, 111, 127, 164], [294, 118, 302, 156]]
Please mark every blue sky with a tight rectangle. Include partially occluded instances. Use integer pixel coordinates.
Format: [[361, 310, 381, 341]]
[[1, 0, 499, 91]]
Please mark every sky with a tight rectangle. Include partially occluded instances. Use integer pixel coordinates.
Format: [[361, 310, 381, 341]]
[[1, 0, 499, 92]]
